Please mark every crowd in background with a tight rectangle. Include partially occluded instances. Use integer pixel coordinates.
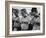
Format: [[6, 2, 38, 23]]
[[12, 8, 40, 31]]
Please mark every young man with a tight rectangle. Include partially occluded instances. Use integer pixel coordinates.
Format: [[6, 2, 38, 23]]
[[20, 9, 34, 30], [12, 8, 21, 31], [30, 8, 40, 30]]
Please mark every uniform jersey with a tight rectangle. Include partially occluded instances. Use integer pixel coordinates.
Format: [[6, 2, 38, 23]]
[[21, 15, 34, 30], [12, 13, 21, 31]]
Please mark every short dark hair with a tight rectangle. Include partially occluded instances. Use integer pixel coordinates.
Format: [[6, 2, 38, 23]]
[[21, 9, 27, 14], [21, 9, 27, 16], [12, 8, 19, 13], [12, 8, 19, 17], [21, 9, 26, 12]]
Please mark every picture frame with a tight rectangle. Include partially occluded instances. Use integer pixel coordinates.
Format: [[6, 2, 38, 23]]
[[5, 1, 45, 37]]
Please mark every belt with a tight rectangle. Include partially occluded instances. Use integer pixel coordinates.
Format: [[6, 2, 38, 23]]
[[21, 22, 28, 24]]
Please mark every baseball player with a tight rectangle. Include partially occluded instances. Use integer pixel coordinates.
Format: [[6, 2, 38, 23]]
[[12, 8, 21, 31], [20, 9, 34, 30]]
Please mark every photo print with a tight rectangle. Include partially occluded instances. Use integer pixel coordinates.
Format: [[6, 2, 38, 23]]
[[12, 7, 40, 31]]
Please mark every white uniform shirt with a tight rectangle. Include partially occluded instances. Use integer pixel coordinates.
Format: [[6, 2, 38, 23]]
[[21, 15, 34, 30]]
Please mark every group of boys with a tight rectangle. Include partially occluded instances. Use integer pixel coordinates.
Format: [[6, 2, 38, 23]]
[[12, 8, 40, 31]]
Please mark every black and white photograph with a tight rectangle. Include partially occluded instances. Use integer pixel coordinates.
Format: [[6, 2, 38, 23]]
[[12, 7, 40, 31]]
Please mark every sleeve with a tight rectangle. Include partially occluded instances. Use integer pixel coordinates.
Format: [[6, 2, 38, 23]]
[[12, 13, 16, 21], [29, 16, 34, 21]]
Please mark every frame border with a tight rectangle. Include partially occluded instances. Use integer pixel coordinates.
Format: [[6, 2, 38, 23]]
[[5, 1, 45, 37]]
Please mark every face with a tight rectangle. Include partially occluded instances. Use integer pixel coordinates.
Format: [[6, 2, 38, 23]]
[[21, 11, 27, 17], [33, 12, 37, 14]]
